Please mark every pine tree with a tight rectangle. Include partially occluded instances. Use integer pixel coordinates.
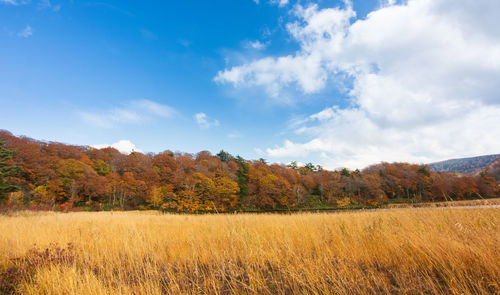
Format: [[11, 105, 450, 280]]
[[0, 140, 20, 202], [235, 156, 249, 206], [216, 150, 233, 163]]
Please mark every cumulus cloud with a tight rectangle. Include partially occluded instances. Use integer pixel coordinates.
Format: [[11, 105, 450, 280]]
[[218, 0, 500, 169], [92, 140, 141, 154], [194, 113, 219, 129], [80, 99, 176, 128], [18, 25, 32, 38]]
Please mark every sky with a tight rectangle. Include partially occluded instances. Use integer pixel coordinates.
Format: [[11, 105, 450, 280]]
[[1, 0, 499, 170]]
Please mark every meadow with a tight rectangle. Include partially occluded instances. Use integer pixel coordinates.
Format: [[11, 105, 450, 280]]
[[0, 208, 499, 294]]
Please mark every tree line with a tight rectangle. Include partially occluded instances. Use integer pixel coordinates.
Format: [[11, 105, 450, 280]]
[[0, 130, 498, 212]]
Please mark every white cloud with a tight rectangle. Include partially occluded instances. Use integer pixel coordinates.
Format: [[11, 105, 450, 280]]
[[1, 0, 19, 5], [39, 0, 61, 12], [271, 0, 288, 7], [18, 25, 32, 38], [92, 140, 141, 154], [131, 99, 176, 117], [80, 99, 176, 128], [218, 0, 500, 169], [252, 0, 288, 7], [194, 113, 219, 129], [245, 40, 268, 50], [1, 0, 30, 4]]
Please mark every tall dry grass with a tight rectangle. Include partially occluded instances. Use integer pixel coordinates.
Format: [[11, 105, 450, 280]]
[[0, 208, 499, 294], [386, 197, 500, 208]]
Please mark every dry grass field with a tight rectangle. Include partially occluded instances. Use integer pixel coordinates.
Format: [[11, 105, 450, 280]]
[[0, 208, 499, 294], [386, 198, 500, 209]]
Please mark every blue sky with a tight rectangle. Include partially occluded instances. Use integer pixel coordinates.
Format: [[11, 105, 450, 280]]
[[2, 0, 500, 169]]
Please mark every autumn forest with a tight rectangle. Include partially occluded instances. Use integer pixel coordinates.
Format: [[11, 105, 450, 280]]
[[0, 130, 498, 212]]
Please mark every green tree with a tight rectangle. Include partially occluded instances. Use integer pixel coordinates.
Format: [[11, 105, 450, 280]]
[[0, 140, 20, 202], [287, 161, 298, 170], [235, 156, 249, 206], [216, 150, 233, 163], [305, 162, 316, 172], [341, 168, 350, 177]]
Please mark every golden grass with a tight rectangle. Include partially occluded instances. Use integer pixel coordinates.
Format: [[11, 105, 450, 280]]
[[386, 198, 500, 208], [0, 208, 499, 294]]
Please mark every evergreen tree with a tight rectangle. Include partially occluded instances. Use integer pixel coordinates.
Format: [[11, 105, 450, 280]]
[[0, 140, 20, 202], [216, 150, 233, 163], [235, 156, 249, 206]]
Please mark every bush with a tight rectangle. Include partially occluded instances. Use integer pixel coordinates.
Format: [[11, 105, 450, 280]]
[[0, 243, 75, 294]]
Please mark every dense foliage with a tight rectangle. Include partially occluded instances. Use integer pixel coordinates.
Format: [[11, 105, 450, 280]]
[[0, 130, 498, 212], [0, 140, 20, 202]]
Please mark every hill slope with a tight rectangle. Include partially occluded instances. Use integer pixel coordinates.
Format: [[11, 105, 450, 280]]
[[428, 154, 500, 174], [485, 157, 500, 181]]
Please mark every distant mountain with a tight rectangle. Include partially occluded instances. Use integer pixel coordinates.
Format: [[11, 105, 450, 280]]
[[428, 154, 500, 175]]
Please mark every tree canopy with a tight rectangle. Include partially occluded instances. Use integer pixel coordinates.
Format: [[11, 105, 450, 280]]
[[0, 130, 498, 211], [0, 140, 20, 201]]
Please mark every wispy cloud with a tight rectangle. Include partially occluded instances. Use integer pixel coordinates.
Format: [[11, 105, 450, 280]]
[[18, 25, 32, 38], [38, 0, 60, 11], [80, 99, 176, 128], [244, 40, 269, 50], [1, 0, 19, 5], [252, 0, 288, 7], [195, 113, 219, 129], [132, 99, 175, 117], [254, 148, 264, 155], [271, 0, 288, 7], [83, 2, 134, 17]]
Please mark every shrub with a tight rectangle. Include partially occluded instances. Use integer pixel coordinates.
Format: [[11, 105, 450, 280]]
[[0, 243, 75, 294]]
